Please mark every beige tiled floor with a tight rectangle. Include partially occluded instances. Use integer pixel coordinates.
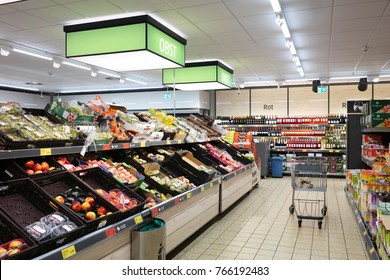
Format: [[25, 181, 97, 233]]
[[170, 177, 368, 260]]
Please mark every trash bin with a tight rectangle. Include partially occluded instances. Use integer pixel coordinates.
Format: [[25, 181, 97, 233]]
[[131, 218, 166, 260], [271, 156, 284, 178]]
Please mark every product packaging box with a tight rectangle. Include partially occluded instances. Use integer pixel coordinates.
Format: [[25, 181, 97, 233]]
[[362, 135, 382, 145], [365, 113, 390, 128], [363, 100, 390, 115]]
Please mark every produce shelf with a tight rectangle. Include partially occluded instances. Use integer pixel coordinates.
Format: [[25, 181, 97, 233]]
[[361, 127, 390, 133], [222, 162, 255, 181], [271, 148, 346, 153], [34, 209, 151, 260], [361, 156, 373, 167], [345, 190, 380, 260], [253, 136, 346, 140]]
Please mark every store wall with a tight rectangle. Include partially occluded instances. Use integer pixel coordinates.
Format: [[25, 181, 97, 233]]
[[215, 82, 390, 116], [251, 88, 287, 116], [289, 86, 328, 116], [216, 89, 250, 116], [59, 90, 210, 111], [0, 90, 50, 109], [329, 84, 373, 115]]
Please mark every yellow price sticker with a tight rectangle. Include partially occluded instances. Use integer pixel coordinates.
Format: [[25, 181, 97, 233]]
[[186, 193, 191, 199], [363, 231, 367, 236], [210, 182, 214, 188], [369, 247, 375, 254], [140, 142, 146, 148], [134, 215, 143, 224], [218, 179, 221, 184], [238, 125, 243, 128], [40, 148, 52, 156], [336, 150, 340, 153], [201, 186, 205, 192], [330, 124, 335, 127], [178, 140, 182, 144], [234, 172, 237, 176], [61, 245, 76, 259], [329, 149, 334, 153], [167, 140, 171, 145], [329, 137, 333, 140], [302, 149, 307, 152]]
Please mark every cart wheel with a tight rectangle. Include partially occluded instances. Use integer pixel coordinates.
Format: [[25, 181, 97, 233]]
[[321, 207, 327, 216], [318, 221, 322, 229], [289, 205, 295, 214], [298, 220, 302, 227]]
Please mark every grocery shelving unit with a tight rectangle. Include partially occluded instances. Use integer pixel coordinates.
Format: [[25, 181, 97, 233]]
[[345, 189, 380, 260]]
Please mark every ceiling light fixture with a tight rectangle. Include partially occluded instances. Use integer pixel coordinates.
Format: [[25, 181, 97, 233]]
[[98, 70, 120, 78], [270, 0, 282, 12], [0, 83, 40, 91], [60, 86, 161, 94], [62, 61, 91, 70], [90, 68, 98, 77], [0, 46, 10, 56], [125, 77, 148, 85], [329, 76, 359, 80], [119, 76, 125, 84], [13, 48, 53, 61], [52, 58, 62, 69]]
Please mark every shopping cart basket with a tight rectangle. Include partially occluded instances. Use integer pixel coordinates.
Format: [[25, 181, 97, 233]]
[[289, 156, 327, 229]]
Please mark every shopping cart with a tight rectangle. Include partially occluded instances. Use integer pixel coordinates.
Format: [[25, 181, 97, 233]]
[[289, 156, 327, 229]]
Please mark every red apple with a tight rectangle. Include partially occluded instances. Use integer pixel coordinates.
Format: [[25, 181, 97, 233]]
[[55, 195, 65, 204], [85, 211, 96, 220], [97, 206, 107, 216], [32, 163, 42, 172], [81, 202, 91, 211], [0, 247, 7, 256], [25, 160, 34, 169], [71, 201, 81, 212], [84, 197, 95, 206], [25, 169, 34, 175], [8, 240, 23, 250], [41, 162, 49, 171]]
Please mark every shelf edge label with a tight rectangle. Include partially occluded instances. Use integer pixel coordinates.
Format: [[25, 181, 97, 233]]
[[151, 208, 159, 216], [134, 215, 143, 224], [61, 245, 76, 259], [40, 148, 52, 156]]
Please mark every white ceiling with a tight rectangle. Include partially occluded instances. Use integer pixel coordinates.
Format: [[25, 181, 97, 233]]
[[0, 0, 389, 92]]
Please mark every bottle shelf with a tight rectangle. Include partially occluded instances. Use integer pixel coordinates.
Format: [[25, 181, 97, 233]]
[[271, 148, 346, 153], [362, 127, 390, 133]]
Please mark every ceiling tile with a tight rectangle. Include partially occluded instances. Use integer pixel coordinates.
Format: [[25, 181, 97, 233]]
[[331, 30, 372, 42], [177, 2, 233, 23], [29, 39, 66, 54], [331, 48, 363, 56], [333, 17, 379, 33], [26, 5, 83, 24], [256, 37, 288, 54], [0, 4, 18, 14], [211, 31, 252, 43], [223, 40, 259, 52], [293, 34, 330, 50], [1, 29, 52, 44], [223, 0, 273, 17], [334, 1, 388, 20], [196, 18, 243, 34], [64, 0, 125, 17], [151, 10, 191, 26], [9, 0, 56, 10], [29, 25, 64, 41], [108, 0, 171, 13], [282, 0, 334, 12], [285, 8, 332, 36], [165, 0, 219, 9], [0, 11, 51, 29], [377, 15, 390, 29], [331, 40, 369, 50], [298, 49, 330, 60], [0, 21, 20, 33], [232, 49, 267, 58]]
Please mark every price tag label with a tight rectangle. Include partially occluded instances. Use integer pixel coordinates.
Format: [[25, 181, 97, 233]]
[[123, 143, 130, 149], [329, 137, 333, 140], [134, 215, 143, 224], [335, 150, 340, 153], [61, 245, 76, 259], [105, 227, 117, 238], [40, 148, 52, 156], [363, 231, 367, 236], [201, 186, 205, 192], [329, 149, 334, 153], [238, 125, 243, 128], [210, 182, 214, 188], [369, 247, 375, 254], [330, 124, 335, 127], [234, 172, 237, 176], [186, 193, 192, 199], [174, 197, 180, 205], [178, 140, 182, 144], [103, 144, 110, 150], [302, 149, 307, 152], [151, 208, 159, 216], [218, 179, 221, 184], [167, 140, 171, 145]]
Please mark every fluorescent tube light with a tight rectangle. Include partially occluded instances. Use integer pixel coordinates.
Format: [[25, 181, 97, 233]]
[[0, 0, 25, 4], [280, 21, 291, 38], [125, 77, 147, 85], [13, 48, 52, 60], [98, 70, 120, 78], [60, 86, 160, 94], [330, 76, 359, 80], [62, 61, 91, 70], [270, 0, 282, 13], [0, 46, 10, 56], [379, 74, 390, 78], [0, 83, 40, 91], [289, 44, 297, 55], [119, 76, 125, 83]]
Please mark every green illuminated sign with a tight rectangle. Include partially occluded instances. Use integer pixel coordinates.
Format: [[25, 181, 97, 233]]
[[66, 24, 146, 57], [163, 63, 233, 88], [317, 86, 327, 93], [147, 24, 185, 65]]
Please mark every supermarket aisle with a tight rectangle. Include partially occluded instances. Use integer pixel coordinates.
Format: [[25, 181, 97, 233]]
[[170, 177, 368, 260]]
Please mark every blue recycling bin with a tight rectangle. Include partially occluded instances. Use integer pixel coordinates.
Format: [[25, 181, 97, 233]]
[[271, 156, 284, 178]]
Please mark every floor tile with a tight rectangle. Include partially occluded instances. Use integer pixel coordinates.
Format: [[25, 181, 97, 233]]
[[292, 253, 311, 260], [236, 253, 256, 260], [273, 251, 292, 260], [218, 251, 239, 259], [198, 254, 218, 260], [240, 247, 259, 255], [224, 245, 243, 253]]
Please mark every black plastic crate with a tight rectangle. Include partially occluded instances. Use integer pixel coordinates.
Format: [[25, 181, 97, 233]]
[[210, 141, 253, 165], [72, 167, 145, 218], [0, 209, 38, 260], [140, 163, 181, 197], [4, 156, 66, 180], [0, 129, 53, 149], [0, 178, 85, 254], [32, 172, 121, 231]]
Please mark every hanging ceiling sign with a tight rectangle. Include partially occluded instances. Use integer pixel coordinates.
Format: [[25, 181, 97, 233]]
[[162, 60, 234, 90], [64, 15, 186, 71]]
